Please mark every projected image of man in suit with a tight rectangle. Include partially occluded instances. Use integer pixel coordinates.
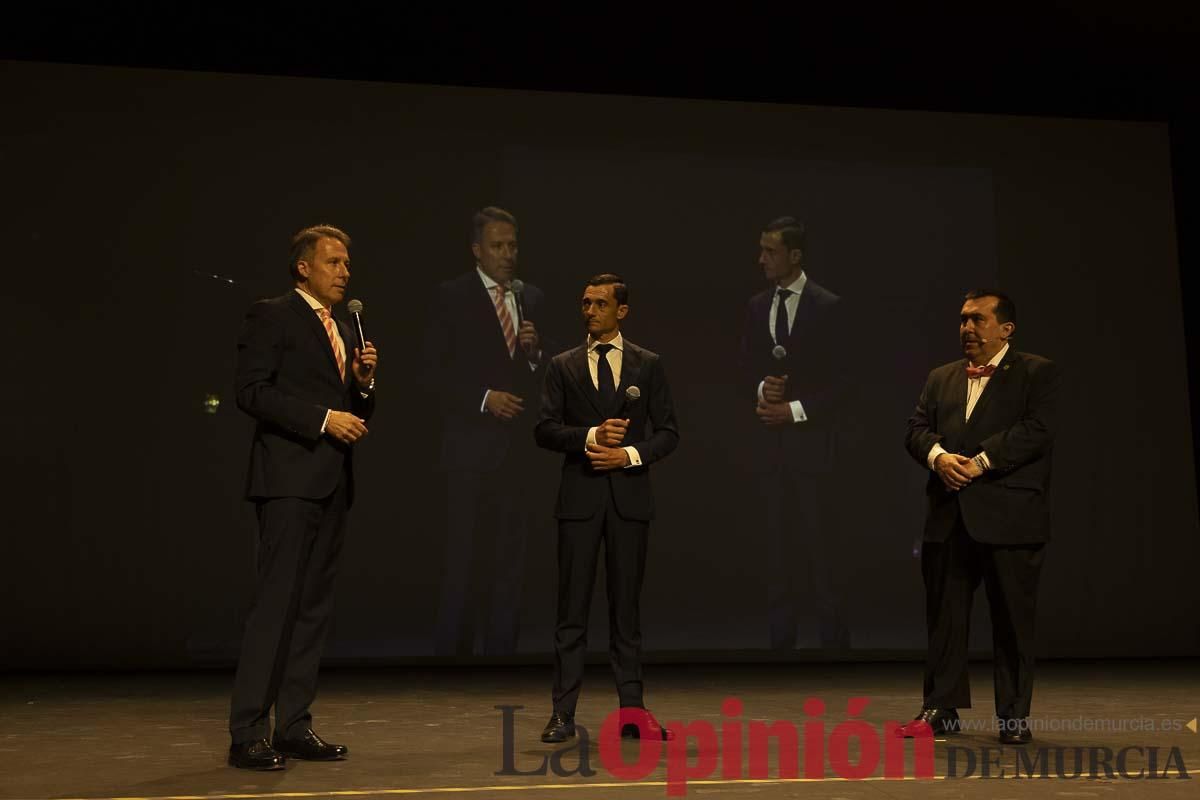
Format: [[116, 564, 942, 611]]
[[901, 290, 1061, 745], [740, 216, 851, 651], [534, 274, 680, 744], [426, 207, 548, 656]]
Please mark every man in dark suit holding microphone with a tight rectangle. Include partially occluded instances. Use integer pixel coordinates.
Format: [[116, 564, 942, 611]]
[[740, 216, 851, 650], [535, 273, 680, 744], [901, 290, 1060, 744], [228, 224, 378, 769], [426, 207, 548, 656]]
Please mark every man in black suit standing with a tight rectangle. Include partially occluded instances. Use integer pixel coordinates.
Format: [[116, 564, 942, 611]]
[[228, 225, 378, 769], [901, 290, 1060, 745], [426, 207, 547, 656], [740, 216, 850, 650], [535, 274, 680, 744]]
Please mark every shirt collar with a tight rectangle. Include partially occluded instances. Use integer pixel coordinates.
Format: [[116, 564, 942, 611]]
[[588, 332, 624, 352], [295, 287, 330, 314], [777, 271, 807, 298], [477, 266, 507, 292], [968, 342, 1010, 376]]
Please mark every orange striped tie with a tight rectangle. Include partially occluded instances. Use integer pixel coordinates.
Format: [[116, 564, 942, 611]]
[[317, 308, 345, 379], [493, 285, 517, 357]]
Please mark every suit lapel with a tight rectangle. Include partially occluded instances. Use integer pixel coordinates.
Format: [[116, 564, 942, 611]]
[[965, 348, 1017, 431], [336, 318, 355, 386], [289, 291, 344, 383], [566, 344, 606, 419], [614, 342, 642, 417], [788, 289, 817, 341], [936, 360, 968, 441]]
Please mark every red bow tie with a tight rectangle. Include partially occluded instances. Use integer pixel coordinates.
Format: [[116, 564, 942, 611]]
[[965, 363, 997, 379]]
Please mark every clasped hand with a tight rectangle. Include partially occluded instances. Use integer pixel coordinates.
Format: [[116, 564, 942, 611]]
[[934, 453, 983, 491], [587, 442, 630, 471]]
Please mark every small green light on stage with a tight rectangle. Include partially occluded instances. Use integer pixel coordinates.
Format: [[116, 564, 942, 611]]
[[203, 394, 221, 415]]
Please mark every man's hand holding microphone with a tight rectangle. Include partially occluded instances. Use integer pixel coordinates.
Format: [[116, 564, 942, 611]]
[[587, 417, 631, 471]]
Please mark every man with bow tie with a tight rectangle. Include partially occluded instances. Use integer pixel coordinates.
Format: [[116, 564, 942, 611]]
[[534, 273, 680, 744], [901, 290, 1061, 745]]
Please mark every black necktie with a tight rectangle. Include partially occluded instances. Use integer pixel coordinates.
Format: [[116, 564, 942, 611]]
[[774, 289, 793, 345], [595, 343, 616, 407]]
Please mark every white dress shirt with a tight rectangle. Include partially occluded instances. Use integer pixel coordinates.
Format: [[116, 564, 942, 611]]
[[926, 343, 1009, 472], [476, 266, 540, 412], [757, 271, 809, 423], [295, 288, 346, 435], [583, 333, 642, 469]]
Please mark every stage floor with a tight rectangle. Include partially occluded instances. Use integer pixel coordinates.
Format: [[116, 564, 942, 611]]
[[1, 661, 1196, 799]]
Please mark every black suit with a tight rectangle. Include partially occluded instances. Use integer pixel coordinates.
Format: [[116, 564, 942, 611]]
[[739, 278, 850, 649], [229, 290, 375, 744], [905, 347, 1061, 719], [425, 270, 548, 655], [535, 338, 679, 714]]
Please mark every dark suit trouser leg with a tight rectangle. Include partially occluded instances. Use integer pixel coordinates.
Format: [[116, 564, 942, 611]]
[[764, 454, 797, 650], [603, 497, 649, 709], [786, 470, 844, 648], [434, 471, 483, 656], [484, 460, 530, 656], [228, 477, 346, 743], [273, 476, 349, 739], [980, 542, 1045, 719], [552, 509, 604, 716], [921, 518, 982, 710]]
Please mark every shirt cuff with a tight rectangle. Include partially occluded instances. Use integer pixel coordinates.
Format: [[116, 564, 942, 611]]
[[586, 426, 598, 450], [480, 390, 490, 413], [927, 442, 949, 470], [976, 451, 992, 471], [623, 446, 642, 468], [757, 380, 765, 402], [320, 409, 331, 435], [789, 400, 807, 423]]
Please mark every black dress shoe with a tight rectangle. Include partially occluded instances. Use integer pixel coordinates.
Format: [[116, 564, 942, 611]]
[[998, 718, 1033, 745], [541, 712, 576, 743], [897, 708, 961, 737], [229, 739, 286, 770], [273, 729, 348, 761]]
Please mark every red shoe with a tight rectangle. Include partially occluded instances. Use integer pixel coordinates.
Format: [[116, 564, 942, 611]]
[[618, 707, 676, 741], [896, 708, 960, 737]]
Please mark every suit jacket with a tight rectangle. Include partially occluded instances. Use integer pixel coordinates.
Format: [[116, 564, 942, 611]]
[[425, 271, 548, 471], [739, 277, 847, 472], [905, 348, 1061, 544], [236, 291, 376, 504], [535, 339, 680, 521]]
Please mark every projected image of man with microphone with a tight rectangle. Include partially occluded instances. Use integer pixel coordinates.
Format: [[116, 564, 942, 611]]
[[425, 207, 551, 656], [740, 216, 851, 651], [534, 273, 679, 744]]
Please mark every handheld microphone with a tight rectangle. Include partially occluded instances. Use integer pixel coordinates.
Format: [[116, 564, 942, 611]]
[[346, 299, 368, 354], [772, 344, 788, 360], [510, 279, 527, 325], [621, 385, 641, 418]]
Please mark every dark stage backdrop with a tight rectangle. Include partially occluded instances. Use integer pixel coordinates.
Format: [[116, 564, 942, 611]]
[[1, 60, 1195, 668]]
